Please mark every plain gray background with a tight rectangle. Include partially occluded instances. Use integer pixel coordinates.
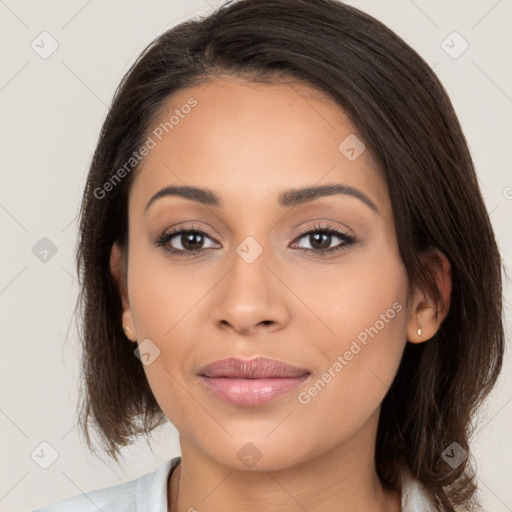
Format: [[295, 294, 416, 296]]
[[1, 1, 511, 511]]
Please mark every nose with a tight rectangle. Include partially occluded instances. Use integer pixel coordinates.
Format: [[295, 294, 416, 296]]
[[210, 244, 291, 337]]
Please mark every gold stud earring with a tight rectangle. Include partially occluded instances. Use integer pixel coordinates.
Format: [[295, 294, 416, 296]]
[[123, 325, 136, 342], [416, 315, 422, 337]]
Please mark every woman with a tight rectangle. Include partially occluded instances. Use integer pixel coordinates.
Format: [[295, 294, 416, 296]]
[[31, 0, 505, 510]]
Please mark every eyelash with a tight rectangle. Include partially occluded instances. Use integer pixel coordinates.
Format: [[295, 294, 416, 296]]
[[155, 222, 356, 259]]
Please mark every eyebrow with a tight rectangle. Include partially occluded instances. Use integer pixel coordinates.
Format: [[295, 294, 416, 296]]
[[144, 183, 379, 214]]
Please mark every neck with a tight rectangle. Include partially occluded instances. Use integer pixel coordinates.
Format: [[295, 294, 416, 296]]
[[168, 410, 401, 512]]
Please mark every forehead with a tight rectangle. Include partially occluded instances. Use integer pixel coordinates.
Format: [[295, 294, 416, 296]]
[[130, 76, 389, 217]]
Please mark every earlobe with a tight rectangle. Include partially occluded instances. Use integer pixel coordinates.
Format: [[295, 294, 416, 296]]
[[406, 248, 452, 344], [122, 320, 137, 343], [110, 242, 137, 342]]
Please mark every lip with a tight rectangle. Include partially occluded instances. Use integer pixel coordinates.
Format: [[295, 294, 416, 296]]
[[197, 357, 311, 407]]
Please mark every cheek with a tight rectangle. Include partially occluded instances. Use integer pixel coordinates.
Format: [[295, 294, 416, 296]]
[[295, 247, 409, 435], [127, 243, 207, 338], [125, 247, 215, 420], [291, 242, 408, 356]]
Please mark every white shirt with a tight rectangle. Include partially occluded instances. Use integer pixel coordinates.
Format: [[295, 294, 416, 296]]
[[30, 456, 440, 511]]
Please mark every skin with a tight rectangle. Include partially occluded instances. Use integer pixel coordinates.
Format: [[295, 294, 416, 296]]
[[110, 76, 452, 512]]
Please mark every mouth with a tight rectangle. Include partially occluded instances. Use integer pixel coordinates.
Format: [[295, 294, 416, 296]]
[[197, 357, 311, 407]]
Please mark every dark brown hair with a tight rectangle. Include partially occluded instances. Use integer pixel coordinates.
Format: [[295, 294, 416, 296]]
[[74, 0, 505, 510]]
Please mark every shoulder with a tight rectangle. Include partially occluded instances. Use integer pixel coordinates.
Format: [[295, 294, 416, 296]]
[[29, 456, 181, 512], [401, 469, 438, 511], [400, 469, 482, 512]]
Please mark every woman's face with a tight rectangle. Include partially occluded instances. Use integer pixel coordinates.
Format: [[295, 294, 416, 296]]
[[113, 76, 414, 471]]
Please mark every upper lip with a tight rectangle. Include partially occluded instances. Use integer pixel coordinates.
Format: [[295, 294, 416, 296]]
[[198, 357, 311, 378]]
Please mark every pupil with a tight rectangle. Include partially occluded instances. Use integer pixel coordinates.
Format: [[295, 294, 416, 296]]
[[183, 232, 203, 250], [311, 233, 330, 250]]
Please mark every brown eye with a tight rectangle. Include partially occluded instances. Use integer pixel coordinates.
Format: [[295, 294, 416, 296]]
[[292, 223, 356, 257], [155, 225, 219, 257]]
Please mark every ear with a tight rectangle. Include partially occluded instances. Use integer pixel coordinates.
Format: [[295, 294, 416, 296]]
[[110, 242, 137, 342], [406, 248, 452, 344]]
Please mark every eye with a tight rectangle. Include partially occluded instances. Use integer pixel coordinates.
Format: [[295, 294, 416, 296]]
[[155, 222, 356, 258], [155, 224, 219, 258], [291, 222, 356, 257]]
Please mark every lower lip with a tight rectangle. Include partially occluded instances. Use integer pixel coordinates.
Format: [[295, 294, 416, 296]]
[[199, 375, 310, 406]]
